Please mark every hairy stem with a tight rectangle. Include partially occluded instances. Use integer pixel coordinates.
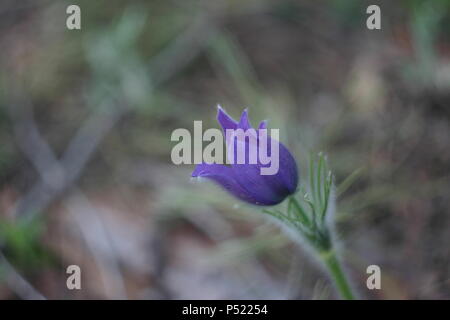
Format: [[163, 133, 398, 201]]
[[320, 249, 355, 300]]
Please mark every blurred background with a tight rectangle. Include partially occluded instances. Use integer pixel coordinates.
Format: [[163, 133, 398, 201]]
[[0, 0, 449, 299]]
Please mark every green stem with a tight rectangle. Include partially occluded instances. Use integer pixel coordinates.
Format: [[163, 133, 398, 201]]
[[320, 249, 355, 300]]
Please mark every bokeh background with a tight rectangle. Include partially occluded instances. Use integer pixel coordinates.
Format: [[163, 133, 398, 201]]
[[0, 0, 449, 299]]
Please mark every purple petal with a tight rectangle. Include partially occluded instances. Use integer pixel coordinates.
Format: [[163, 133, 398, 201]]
[[230, 136, 298, 204], [275, 142, 299, 193], [194, 107, 299, 206], [217, 106, 237, 131], [230, 164, 290, 205], [238, 109, 251, 130], [258, 120, 268, 130], [192, 163, 259, 204]]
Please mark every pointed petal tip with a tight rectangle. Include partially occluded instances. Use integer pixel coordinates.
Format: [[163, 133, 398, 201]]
[[238, 108, 251, 129], [191, 164, 204, 177], [217, 106, 238, 131], [216, 105, 225, 117], [190, 176, 200, 183], [258, 120, 268, 129]]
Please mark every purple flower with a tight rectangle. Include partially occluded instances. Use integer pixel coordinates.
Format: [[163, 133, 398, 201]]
[[192, 107, 298, 206]]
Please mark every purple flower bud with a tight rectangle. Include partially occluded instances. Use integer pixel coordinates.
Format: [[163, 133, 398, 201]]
[[192, 107, 298, 206]]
